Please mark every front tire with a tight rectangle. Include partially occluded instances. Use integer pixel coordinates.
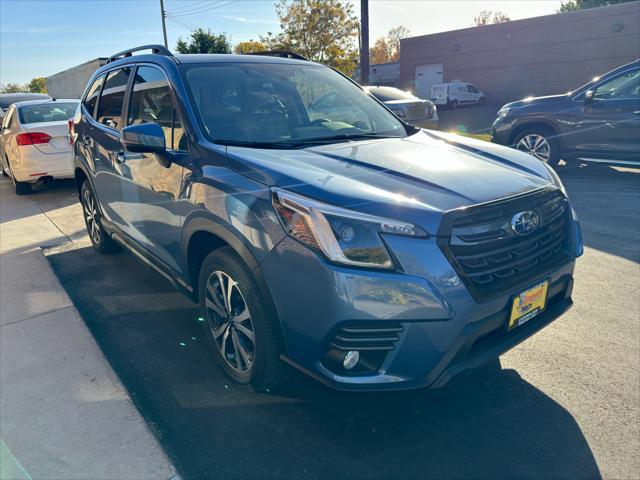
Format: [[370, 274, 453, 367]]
[[513, 127, 561, 167], [80, 181, 119, 253], [198, 246, 284, 391]]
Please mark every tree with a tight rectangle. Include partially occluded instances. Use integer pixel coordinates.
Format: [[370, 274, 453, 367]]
[[473, 10, 511, 26], [386, 25, 410, 62], [175, 28, 231, 54], [369, 25, 410, 65], [28, 77, 47, 93], [262, 0, 360, 75], [234, 40, 267, 54], [370, 37, 394, 64], [558, 0, 634, 11], [0, 83, 28, 94]]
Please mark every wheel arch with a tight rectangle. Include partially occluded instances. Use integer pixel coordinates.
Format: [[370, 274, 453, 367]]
[[183, 214, 288, 354], [74, 166, 88, 194], [182, 214, 262, 301], [508, 120, 564, 151]]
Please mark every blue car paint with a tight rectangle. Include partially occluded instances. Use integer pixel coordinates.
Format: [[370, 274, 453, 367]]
[[73, 52, 580, 391]]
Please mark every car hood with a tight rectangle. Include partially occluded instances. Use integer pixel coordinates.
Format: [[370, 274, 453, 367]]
[[502, 94, 570, 110], [225, 130, 556, 234]]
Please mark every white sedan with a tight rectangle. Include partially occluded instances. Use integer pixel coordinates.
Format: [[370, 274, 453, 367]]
[[0, 99, 78, 195]]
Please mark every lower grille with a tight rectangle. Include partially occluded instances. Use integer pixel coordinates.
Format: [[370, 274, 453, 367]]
[[439, 188, 572, 301], [322, 322, 403, 375], [329, 323, 403, 351]]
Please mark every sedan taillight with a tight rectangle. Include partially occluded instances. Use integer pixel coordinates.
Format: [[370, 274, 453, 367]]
[[16, 132, 51, 146]]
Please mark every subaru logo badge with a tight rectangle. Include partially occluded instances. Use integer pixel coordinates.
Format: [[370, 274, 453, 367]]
[[511, 211, 539, 236]]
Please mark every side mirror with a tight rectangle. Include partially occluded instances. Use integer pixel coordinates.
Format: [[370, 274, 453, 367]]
[[584, 90, 595, 103], [121, 123, 166, 154]]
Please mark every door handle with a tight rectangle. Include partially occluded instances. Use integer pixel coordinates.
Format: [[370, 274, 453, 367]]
[[633, 111, 640, 115]]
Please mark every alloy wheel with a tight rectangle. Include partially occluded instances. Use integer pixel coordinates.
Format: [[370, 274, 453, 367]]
[[205, 270, 256, 373], [516, 134, 551, 163], [82, 188, 101, 244]]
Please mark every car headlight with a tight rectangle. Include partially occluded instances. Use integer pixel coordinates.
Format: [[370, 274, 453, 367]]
[[496, 107, 515, 120], [542, 162, 567, 197], [272, 189, 428, 269]]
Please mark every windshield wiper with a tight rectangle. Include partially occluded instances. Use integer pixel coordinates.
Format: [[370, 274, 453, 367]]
[[217, 133, 401, 149], [288, 132, 401, 145]]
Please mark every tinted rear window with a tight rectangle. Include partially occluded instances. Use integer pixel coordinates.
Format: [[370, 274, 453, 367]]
[[366, 87, 415, 102], [0, 94, 49, 109], [96, 68, 131, 129], [19, 102, 79, 124], [83, 75, 105, 118]]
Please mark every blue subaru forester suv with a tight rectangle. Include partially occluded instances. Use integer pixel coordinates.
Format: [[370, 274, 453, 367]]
[[71, 46, 582, 391]]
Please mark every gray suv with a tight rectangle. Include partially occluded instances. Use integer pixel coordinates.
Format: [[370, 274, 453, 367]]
[[72, 46, 583, 391]]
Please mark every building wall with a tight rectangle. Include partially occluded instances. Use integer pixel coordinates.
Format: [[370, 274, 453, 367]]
[[46, 58, 107, 99], [369, 62, 400, 87], [400, 2, 640, 106]]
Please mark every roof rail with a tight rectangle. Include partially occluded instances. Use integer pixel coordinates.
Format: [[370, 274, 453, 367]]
[[245, 50, 309, 61], [107, 45, 173, 64]]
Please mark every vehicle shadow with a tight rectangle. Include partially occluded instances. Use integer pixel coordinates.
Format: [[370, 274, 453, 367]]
[[46, 244, 601, 480], [559, 162, 640, 263]]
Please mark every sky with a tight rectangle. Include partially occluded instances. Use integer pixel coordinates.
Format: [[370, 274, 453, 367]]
[[0, 0, 562, 85]]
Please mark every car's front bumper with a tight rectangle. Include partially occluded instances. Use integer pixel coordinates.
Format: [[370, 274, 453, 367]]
[[258, 234, 576, 391]]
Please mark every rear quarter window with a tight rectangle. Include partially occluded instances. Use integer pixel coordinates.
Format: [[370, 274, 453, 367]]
[[83, 75, 105, 118], [96, 68, 132, 130]]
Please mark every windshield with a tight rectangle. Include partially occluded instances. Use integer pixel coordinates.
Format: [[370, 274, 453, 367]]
[[18, 102, 78, 124], [182, 62, 407, 146], [365, 86, 415, 102]]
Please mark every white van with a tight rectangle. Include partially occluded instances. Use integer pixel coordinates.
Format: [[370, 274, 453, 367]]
[[430, 82, 485, 108]]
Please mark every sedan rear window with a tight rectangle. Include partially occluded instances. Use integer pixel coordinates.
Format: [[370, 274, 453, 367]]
[[18, 102, 78, 124], [365, 87, 415, 102]]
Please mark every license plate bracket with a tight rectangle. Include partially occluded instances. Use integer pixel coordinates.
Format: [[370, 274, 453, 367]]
[[508, 280, 550, 331]]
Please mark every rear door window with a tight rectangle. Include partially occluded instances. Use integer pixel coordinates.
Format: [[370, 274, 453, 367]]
[[83, 75, 104, 118], [96, 68, 132, 130], [127, 66, 186, 150]]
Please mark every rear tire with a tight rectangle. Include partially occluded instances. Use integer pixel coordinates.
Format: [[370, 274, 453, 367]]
[[7, 158, 32, 195], [198, 246, 285, 391], [80, 181, 119, 253], [0, 157, 8, 177], [451, 99, 459, 110]]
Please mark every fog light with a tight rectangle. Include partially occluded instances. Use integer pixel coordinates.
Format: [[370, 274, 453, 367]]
[[342, 350, 360, 370]]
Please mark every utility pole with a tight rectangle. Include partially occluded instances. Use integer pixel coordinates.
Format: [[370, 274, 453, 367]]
[[360, 0, 369, 85], [160, 0, 168, 48]]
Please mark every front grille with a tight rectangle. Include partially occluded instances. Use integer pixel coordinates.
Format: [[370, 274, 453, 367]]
[[439, 188, 571, 301], [329, 323, 403, 351]]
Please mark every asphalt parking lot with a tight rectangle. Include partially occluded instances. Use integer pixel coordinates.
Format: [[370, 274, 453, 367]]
[[7, 162, 640, 479]]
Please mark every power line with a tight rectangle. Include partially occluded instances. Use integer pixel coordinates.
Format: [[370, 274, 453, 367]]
[[166, 0, 238, 17], [166, 0, 226, 16], [168, 0, 212, 14]]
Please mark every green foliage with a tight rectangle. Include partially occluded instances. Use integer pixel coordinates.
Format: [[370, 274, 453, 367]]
[[558, 0, 635, 11], [0, 83, 28, 93], [28, 77, 47, 93], [261, 0, 360, 76], [175, 28, 232, 54]]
